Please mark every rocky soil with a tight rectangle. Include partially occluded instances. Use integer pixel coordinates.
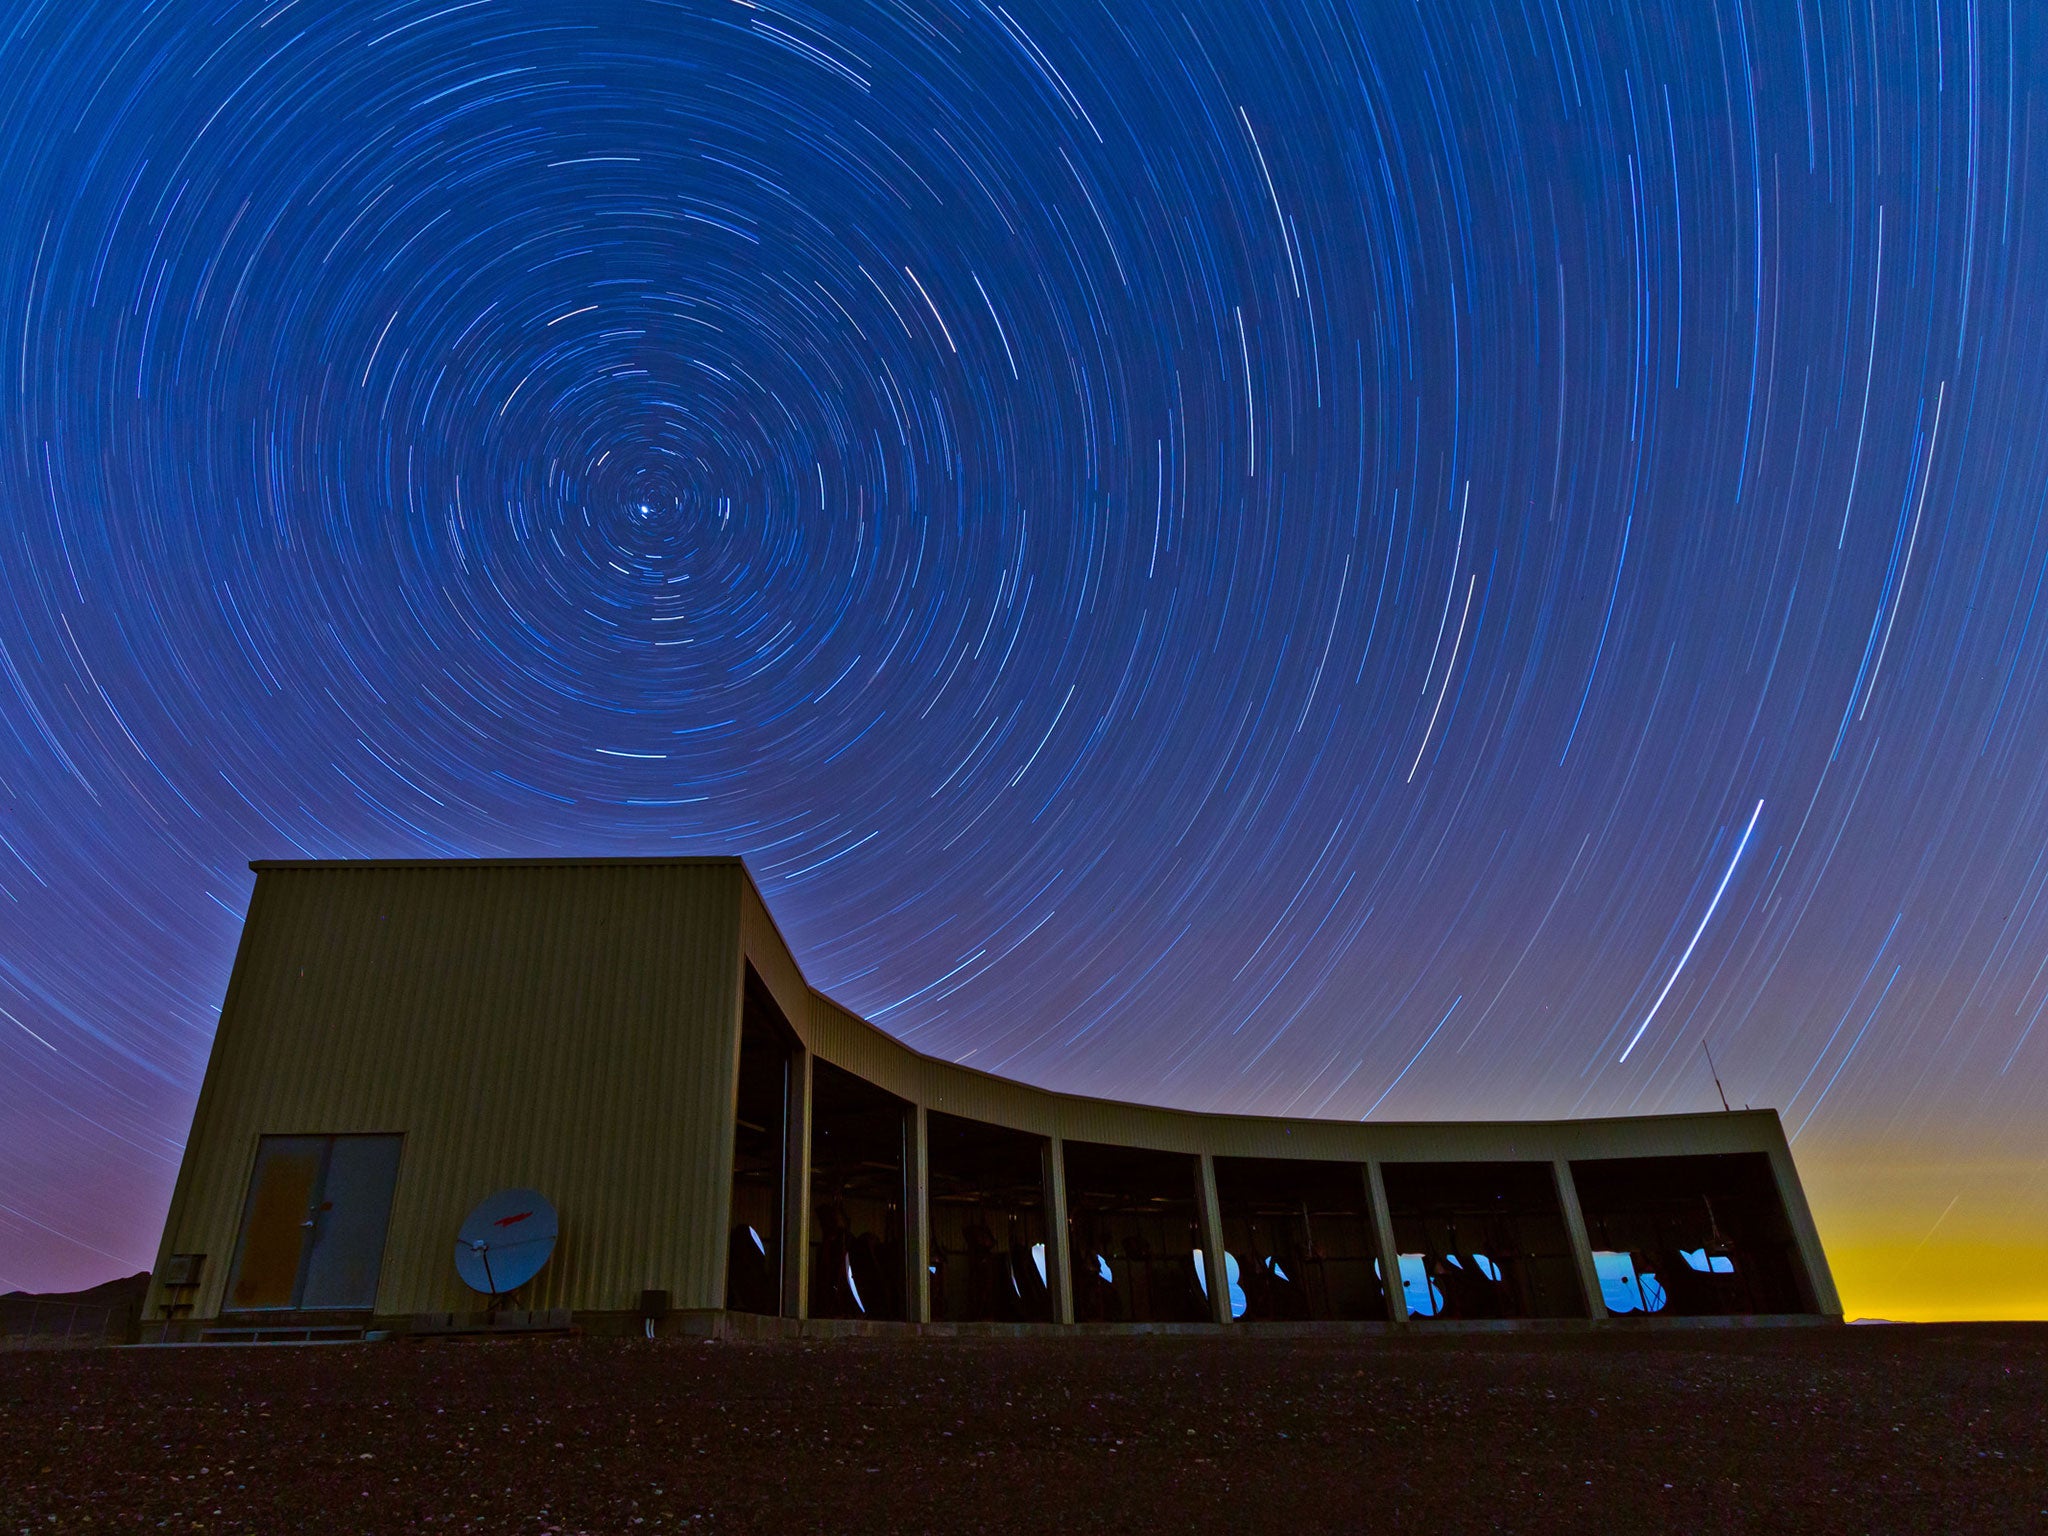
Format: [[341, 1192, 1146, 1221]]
[[3, 1324, 2041, 1533]]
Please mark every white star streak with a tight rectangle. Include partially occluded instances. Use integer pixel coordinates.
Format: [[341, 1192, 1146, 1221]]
[[1618, 799, 1764, 1063]]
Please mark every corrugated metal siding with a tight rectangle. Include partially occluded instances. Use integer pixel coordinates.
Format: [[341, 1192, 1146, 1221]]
[[739, 883, 811, 1038], [741, 906, 1797, 1166], [150, 860, 743, 1322]]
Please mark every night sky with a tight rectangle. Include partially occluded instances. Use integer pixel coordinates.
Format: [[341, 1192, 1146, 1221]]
[[2, 0, 2043, 1319]]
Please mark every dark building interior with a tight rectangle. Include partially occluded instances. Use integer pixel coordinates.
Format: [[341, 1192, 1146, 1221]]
[[1380, 1160, 1586, 1320], [926, 1111, 1053, 1323], [726, 972, 793, 1316], [1061, 1141, 1209, 1323], [1215, 1156, 1389, 1321], [1571, 1152, 1811, 1316], [807, 1059, 909, 1321]]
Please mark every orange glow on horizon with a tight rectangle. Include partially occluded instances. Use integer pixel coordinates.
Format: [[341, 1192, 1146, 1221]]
[[1802, 1143, 2048, 1323]]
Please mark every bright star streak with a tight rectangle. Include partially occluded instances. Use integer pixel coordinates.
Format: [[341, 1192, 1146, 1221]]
[[1619, 800, 1764, 1063]]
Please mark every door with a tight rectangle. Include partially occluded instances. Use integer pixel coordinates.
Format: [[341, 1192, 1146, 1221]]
[[226, 1134, 403, 1312]]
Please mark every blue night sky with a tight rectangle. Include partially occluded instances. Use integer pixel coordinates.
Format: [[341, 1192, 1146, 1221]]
[[2, 0, 2044, 1317]]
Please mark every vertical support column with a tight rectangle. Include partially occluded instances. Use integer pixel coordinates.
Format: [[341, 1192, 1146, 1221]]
[[1043, 1134, 1075, 1325], [904, 1102, 930, 1324], [1196, 1154, 1231, 1324], [781, 1048, 812, 1320], [1551, 1157, 1608, 1321], [1766, 1140, 1842, 1316], [1363, 1160, 1409, 1324]]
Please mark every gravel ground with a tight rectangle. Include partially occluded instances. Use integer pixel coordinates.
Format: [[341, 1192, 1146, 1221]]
[[3, 1325, 2042, 1533]]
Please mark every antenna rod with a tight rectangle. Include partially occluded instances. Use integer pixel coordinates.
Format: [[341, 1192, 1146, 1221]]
[[1702, 1039, 1732, 1113]]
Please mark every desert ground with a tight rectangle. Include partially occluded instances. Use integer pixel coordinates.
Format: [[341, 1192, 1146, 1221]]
[[3, 1325, 2041, 1533]]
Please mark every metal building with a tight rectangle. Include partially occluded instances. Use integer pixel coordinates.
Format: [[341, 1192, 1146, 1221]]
[[142, 858, 1840, 1340]]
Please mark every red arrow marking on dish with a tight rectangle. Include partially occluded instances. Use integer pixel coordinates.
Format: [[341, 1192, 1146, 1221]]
[[493, 1211, 534, 1228]]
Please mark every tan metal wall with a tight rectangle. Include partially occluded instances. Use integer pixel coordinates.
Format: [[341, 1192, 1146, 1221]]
[[744, 878, 1810, 1158], [147, 859, 745, 1324]]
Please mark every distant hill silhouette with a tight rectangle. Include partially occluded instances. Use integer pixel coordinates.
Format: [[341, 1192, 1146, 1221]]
[[1, 1272, 148, 1343]]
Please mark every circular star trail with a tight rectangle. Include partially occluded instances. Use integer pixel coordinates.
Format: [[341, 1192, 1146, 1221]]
[[1, 0, 2044, 1312]]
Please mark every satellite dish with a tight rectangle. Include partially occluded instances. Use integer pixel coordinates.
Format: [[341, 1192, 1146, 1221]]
[[455, 1188, 559, 1297]]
